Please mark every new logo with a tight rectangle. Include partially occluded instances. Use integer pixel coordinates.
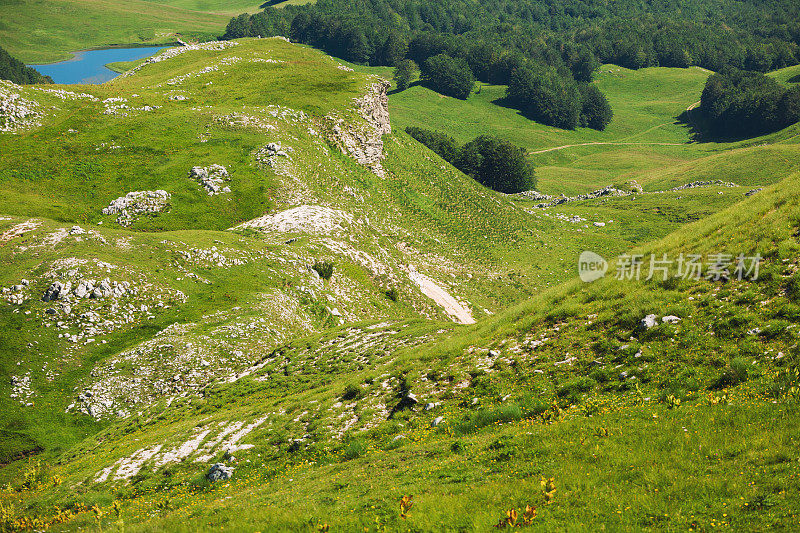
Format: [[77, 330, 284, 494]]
[[578, 251, 607, 282]]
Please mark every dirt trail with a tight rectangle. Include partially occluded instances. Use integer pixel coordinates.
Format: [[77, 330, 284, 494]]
[[407, 267, 475, 325], [531, 100, 701, 155], [529, 141, 685, 154]]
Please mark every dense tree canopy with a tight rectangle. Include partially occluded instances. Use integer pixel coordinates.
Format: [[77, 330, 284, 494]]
[[406, 127, 536, 193], [506, 65, 581, 129], [699, 69, 800, 138], [222, 0, 800, 130], [0, 46, 52, 85], [578, 84, 614, 131], [420, 54, 474, 99]]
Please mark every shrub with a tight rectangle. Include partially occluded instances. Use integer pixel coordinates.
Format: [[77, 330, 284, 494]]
[[341, 438, 368, 461], [312, 260, 334, 280], [710, 358, 749, 390], [385, 287, 399, 302], [342, 383, 364, 401]]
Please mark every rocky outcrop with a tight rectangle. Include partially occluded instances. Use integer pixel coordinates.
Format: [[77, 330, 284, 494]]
[[519, 179, 739, 208], [102, 190, 171, 226], [121, 41, 239, 78], [325, 80, 391, 176], [190, 165, 230, 195], [0, 81, 41, 133]]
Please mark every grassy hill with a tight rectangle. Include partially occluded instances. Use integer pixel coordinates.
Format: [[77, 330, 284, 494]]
[[359, 62, 800, 196], [0, 38, 798, 532], [0, 0, 251, 64]]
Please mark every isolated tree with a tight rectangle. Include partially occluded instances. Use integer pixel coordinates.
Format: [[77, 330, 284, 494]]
[[458, 135, 536, 193], [420, 54, 474, 99], [393, 60, 418, 91]]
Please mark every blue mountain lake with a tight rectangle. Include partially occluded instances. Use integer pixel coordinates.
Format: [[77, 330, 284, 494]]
[[29, 46, 167, 84]]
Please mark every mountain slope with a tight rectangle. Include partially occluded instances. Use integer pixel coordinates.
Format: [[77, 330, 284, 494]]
[[1, 38, 798, 532]]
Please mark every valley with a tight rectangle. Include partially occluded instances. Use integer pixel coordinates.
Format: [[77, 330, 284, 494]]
[[0, 5, 798, 529]]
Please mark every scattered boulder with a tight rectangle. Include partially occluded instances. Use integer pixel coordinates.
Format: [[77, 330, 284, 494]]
[[206, 463, 234, 482], [42, 281, 71, 302], [640, 314, 659, 330], [102, 190, 171, 227], [431, 416, 444, 427], [190, 164, 231, 195], [662, 315, 681, 324]]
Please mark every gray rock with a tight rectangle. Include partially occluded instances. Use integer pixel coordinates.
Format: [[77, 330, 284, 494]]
[[42, 281, 70, 302], [431, 416, 444, 427], [640, 314, 658, 329], [206, 463, 234, 482], [662, 315, 681, 324], [74, 282, 88, 298]]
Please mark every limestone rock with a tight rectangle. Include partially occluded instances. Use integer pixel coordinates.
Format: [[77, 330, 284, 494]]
[[206, 463, 234, 482]]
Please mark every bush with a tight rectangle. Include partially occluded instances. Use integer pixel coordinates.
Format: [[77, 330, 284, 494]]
[[385, 287, 399, 302], [341, 438, 368, 460], [342, 383, 364, 400], [420, 54, 475, 99], [312, 260, 334, 280], [710, 358, 749, 390]]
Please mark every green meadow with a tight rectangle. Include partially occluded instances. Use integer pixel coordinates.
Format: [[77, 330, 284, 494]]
[[0, 36, 799, 532]]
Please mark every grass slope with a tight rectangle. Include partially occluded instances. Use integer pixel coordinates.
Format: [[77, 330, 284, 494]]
[[0, 38, 798, 532], [369, 62, 800, 195], [0, 0, 232, 63]]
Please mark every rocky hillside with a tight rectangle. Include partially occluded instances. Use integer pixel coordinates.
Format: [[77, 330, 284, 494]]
[[0, 38, 798, 532]]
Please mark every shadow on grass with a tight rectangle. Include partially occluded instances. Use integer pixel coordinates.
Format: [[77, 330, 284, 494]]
[[387, 80, 421, 96], [788, 74, 800, 84], [674, 107, 786, 143]]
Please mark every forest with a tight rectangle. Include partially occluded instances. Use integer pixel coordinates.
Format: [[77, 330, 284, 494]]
[[699, 69, 800, 138], [0, 46, 52, 84], [222, 0, 799, 132]]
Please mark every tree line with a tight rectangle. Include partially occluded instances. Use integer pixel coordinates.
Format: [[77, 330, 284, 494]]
[[0, 46, 52, 85], [222, 0, 800, 75], [221, 0, 799, 130], [699, 69, 800, 138], [405, 127, 536, 194]]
